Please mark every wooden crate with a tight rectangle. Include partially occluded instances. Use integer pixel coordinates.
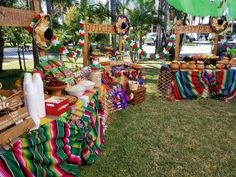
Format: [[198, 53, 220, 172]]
[[0, 107, 35, 146], [127, 87, 146, 105], [0, 95, 22, 112]]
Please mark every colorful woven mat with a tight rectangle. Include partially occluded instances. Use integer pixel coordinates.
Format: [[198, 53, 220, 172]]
[[0, 93, 104, 177]]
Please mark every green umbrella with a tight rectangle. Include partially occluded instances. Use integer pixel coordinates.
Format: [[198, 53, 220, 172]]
[[166, 0, 236, 19]]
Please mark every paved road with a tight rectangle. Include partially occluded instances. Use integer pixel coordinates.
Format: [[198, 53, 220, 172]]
[[3, 44, 214, 63], [4, 47, 33, 59]]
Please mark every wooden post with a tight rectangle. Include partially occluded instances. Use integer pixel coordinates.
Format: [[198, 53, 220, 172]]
[[33, 0, 40, 13], [83, 17, 89, 67], [118, 35, 123, 61], [213, 33, 219, 56], [175, 33, 180, 61]]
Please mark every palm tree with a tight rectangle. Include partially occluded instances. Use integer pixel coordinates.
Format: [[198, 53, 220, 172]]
[[128, 0, 155, 49]]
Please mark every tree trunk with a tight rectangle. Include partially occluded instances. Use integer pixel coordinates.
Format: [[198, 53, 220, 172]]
[[155, 0, 163, 53], [32, 37, 39, 68], [0, 27, 4, 72], [110, 0, 116, 49], [179, 14, 188, 53]]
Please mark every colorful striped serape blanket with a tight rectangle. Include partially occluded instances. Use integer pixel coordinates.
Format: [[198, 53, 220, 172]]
[[169, 69, 236, 101], [0, 93, 104, 177]]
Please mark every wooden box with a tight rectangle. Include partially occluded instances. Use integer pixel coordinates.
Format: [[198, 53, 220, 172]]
[[127, 87, 146, 105], [0, 107, 35, 146]]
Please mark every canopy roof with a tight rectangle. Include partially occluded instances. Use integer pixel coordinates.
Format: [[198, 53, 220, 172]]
[[166, 0, 236, 19]]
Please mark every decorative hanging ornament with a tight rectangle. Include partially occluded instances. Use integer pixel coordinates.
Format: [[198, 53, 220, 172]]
[[115, 15, 130, 35], [33, 14, 53, 50], [210, 16, 228, 33]]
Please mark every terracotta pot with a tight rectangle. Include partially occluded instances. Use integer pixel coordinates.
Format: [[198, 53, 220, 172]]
[[45, 85, 67, 96], [187, 63, 196, 70], [229, 59, 236, 66], [170, 61, 179, 70], [222, 58, 230, 65], [180, 62, 188, 69], [196, 64, 205, 70], [216, 63, 225, 69]]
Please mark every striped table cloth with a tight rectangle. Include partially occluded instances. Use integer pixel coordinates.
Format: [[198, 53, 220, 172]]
[[169, 69, 236, 101], [0, 92, 105, 177]]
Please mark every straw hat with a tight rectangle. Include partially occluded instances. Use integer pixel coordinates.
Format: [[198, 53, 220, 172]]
[[210, 16, 228, 33], [33, 14, 53, 50], [115, 15, 130, 35]]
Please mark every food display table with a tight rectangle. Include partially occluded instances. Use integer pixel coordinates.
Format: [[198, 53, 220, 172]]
[[0, 91, 105, 177], [158, 66, 236, 101]]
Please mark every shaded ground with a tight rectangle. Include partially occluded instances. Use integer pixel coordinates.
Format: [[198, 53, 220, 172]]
[[80, 61, 236, 177]]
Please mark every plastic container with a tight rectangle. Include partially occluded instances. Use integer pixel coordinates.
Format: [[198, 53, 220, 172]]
[[24, 82, 40, 129], [65, 85, 86, 97], [33, 73, 46, 117], [23, 73, 32, 109]]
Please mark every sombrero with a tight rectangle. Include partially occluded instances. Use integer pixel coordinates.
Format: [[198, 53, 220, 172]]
[[115, 15, 130, 35], [33, 14, 53, 50], [210, 16, 228, 33]]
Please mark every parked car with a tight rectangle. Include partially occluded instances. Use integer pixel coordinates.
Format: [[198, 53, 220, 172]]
[[143, 33, 157, 45], [217, 39, 236, 57], [146, 33, 157, 40], [144, 38, 155, 45], [186, 35, 196, 42]]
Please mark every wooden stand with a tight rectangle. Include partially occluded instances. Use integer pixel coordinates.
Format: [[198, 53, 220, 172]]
[[175, 25, 218, 61], [83, 17, 124, 67]]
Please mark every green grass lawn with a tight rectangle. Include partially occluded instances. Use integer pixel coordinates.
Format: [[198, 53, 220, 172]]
[[1, 60, 236, 177], [80, 61, 236, 177]]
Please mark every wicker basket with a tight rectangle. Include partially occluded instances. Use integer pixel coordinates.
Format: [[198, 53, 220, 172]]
[[0, 89, 14, 97], [128, 81, 139, 91]]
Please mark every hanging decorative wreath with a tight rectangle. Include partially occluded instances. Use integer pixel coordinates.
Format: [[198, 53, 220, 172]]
[[210, 16, 228, 33], [26, 14, 85, 60], [115, 15, 130, 35]]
